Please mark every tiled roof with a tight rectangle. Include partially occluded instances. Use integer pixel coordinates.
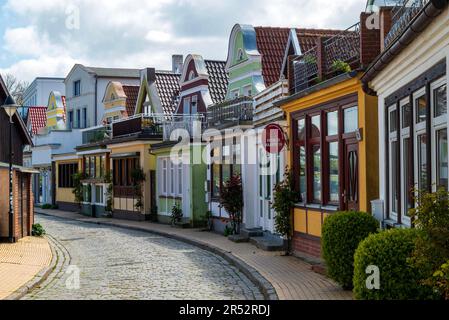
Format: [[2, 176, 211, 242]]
[[255, 27, 291, 87], [155, 71, 180, 115], [205, 60, 228, 104], [122, 85, 140, 116], [28, 107, 47, 135], [295, 28, 344, 53]]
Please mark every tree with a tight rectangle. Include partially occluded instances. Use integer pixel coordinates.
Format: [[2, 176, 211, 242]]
[[220, 175, 243, 235], [4, 73, 29, 106], [272, 168, 298, 256]]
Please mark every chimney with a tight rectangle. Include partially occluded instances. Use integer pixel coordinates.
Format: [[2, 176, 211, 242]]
[[379, 7, 393, 52], [359, 12, 382, 67], [141, 68, 156, 83], [172, 54, 184, 74]]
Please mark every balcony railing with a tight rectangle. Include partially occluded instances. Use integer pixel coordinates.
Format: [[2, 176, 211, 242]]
[[162, 114, 206, 141], [385, 0, 430, 48], [82, 126, 111, 144], [207, 97, 254, 129], [112, 114, 164, 139], [291, 23, 361, 94]]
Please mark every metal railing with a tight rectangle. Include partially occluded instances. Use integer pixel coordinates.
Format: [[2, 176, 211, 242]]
[[291, 23, 361, 94], [207, 97, 254, 129], [112, 114, 164, 139], [385, 0, 430, 48], [162, 114, 206, 141]]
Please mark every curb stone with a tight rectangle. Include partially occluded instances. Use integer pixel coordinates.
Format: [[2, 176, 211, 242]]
[[36, 211, 279, 300], [5, 236, 59, 300]]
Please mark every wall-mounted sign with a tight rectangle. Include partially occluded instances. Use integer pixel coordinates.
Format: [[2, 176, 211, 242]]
[[262, 124, 286, 154]]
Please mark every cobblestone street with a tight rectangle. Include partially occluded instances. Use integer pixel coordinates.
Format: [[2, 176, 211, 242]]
[[24, 216, 264, 300]]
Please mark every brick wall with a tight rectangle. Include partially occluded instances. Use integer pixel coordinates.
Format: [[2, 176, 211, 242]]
[[292, 233, 322, 258], [360, 12, 382, 67]]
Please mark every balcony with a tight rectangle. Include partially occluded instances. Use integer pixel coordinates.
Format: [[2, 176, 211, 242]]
[[82, 126, 111, 145], [385, 0, 430, 48], [291, 23, 361, 94], [207, 97, 254, 130], [162, 114, 206, 141], [112, 114, 164, 140]]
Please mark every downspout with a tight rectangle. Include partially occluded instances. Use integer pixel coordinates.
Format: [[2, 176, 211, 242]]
[[94, 75, 98, 126]]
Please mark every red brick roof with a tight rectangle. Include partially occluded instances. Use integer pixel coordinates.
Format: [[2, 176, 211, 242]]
[[254, 27, 345, 87], [28, 107, 47, 135], [122, 85, 140, 116]]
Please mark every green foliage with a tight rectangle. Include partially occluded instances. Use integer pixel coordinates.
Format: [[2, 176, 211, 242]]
[[224, 225, 233, 237], [220, 175, 243, 235], [304, 54, 317, 65], [51, 204, 59, 210], [322, 211, 379, 289], [171, 202, 183, 225], [409, 188, 449, 280], [41, 204, 52, 210], [104, 171, 113, 213], [72, 172, 86, 208], [331, 59, 352, 74], [353, 228, 435, 300], [131, 167, 146, 211], [32, 224, 46, 237], [426, 261, 449, 300], [272, 169, 298, 255]]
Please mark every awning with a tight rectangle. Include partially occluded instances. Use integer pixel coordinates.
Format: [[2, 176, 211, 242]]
[[0, 162, 40, 174], [110, 152, 140, 159]]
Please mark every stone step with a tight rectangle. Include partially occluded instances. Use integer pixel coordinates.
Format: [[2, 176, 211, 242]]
[[228, 234, 250, 243], [241, 228, 264, 238], [249, 235, 286, 252]]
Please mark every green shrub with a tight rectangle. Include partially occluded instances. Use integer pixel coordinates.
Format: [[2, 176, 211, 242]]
[[41, 204, 52, 210], [353, 228, 434, 300], [322, 211, 379, 289], [426, 260, 449, 300], [32, 224, 46, 237]]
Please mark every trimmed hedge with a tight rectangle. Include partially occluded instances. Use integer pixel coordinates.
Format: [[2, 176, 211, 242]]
[[322, 211, 379, 289], [353, 228, 434, 300]]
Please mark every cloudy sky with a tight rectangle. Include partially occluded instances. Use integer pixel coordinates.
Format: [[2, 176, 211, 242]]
[[0, 0, 366, 83]]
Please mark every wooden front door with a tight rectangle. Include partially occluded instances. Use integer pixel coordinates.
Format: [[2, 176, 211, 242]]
[[343, 140, 359, 211]]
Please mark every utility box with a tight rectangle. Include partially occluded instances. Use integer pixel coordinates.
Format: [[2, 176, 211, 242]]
[[371, 199, 385, 226]]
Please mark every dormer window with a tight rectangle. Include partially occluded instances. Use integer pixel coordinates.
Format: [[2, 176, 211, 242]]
[[188, 71, 195, 81], [237, 49, 244, 62]]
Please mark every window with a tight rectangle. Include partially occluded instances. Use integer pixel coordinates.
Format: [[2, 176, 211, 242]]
[[191, 96, 198, 114], [95, 185, 104, 205], [170, 162, 175, 195], [162, 159, 168, 194], [243, 85, 252, 97], [436, 129, 448, 190], [400, 99, 413, 220], [417, 134, 428, 190], [416, 95, 427, 124], [231, 89, 240, 99], [58, 163, 78, 188], [344, 107, 358, 133], [389, 105, 399, 218], [183, 97, 191, 115], [74, 80, 81, 97], [113, 157, 138, 187], [85, 155, 106, 179], [159, 158, 183, 197], [83, 185, 91, 203], [293, 102, 358, 208], [178, 164, 183, 195], [82, 108, 87, 128], [432, 78, 448, 191], [76, 109, 81, 129], [237, 49, 244, 62], [434, 84, 447, 117], [188, 71, 195, 81], [68, 111, 74, 129]]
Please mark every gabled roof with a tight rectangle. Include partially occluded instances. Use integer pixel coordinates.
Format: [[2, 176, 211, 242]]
[[254, 27, 291, 87], [122, 85, 140, 116], [65, 64, 141, 81], [154, 71, 180, 115], [27, 107, 47, 135], [204, 60, 228, 104]]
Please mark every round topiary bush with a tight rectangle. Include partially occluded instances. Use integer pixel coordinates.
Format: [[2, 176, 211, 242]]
[[353, 228, 435, 300], [322, 211, 379, 289]]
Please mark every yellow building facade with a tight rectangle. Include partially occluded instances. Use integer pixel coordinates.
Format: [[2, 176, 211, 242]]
[[280, 74, 379, 257]]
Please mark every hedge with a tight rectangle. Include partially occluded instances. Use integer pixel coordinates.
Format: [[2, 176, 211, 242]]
[[322, 211, 379, 289], [353, 228, 435, 300]]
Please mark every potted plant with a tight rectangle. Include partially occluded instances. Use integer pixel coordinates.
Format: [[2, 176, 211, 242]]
[[331, 59, 351, 76], [272, 168, 298, 256], [171, 202, 183, 226]]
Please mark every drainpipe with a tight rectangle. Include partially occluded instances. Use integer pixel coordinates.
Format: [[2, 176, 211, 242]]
[[94, 75, 98, 126]]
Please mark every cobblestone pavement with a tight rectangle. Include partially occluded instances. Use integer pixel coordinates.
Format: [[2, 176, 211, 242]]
[[24, 216, 264, 300]]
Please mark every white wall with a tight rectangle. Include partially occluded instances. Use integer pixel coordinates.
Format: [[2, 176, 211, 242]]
[[23, 78, 65, 107]]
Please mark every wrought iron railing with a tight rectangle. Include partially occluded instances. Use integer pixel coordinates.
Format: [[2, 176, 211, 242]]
[[207, 97, 254, 129], [385, 0, 430, 48], [291, 23, 361, 94], [82, 126, 111, 144]]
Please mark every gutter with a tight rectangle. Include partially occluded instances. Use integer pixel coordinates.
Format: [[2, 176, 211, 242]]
[[361, 0, 448, 88]]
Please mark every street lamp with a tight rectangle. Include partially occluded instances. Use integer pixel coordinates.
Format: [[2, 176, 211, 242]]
[[1, 95, 18, 243]]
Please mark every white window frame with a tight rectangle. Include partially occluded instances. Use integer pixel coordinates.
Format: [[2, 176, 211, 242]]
[[243, 85, 252, 97], [183, 97, 191, 115], [178, 163, 183, 196], [170, 161, 175, 196], [93, 184, 106, 206], [399, 98, 412, 226], [191, 96, 198, 114], [413, 87, 428, 195], [431, 77, 448, 192], [388, 104, 399, 221], [162, 159, 168, 195]]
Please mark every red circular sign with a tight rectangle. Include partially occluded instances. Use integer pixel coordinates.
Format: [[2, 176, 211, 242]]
[[262, 124, 286, 154]]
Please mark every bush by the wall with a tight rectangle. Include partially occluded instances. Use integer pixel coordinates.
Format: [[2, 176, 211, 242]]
[[353, 228, 435, 300], [322, 211, 379, 289], [32, 224, 46, 237]]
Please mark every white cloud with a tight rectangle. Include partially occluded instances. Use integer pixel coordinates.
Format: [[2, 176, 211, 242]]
[[1, 0, 366, 82]]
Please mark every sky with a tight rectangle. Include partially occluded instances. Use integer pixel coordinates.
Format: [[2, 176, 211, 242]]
[[0, 0, 367, 83]]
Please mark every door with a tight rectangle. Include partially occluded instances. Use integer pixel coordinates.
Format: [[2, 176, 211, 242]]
[[343, 140, 359, 211], [22, 175, 30, 237]]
